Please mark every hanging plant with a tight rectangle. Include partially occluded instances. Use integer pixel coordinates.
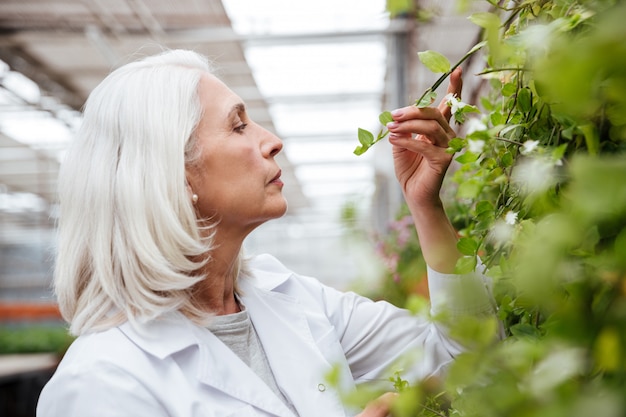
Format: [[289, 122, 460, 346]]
[[347, 1, 626, 416]]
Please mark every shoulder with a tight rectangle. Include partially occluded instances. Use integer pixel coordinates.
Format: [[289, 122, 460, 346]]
[[243, 253, 363, 315], [245, 253, 344, 299], [247, 253, 293, 277], [245, 253, 309, 290], [55, 313, 198, 375], [39, 329, 154, 413], [54, 326, 151, 376]]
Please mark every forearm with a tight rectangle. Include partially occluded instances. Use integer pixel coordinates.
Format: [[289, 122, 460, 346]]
[[407, 198, 460, 274]]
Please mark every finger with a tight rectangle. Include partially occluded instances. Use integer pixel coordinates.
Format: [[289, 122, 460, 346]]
[[387, 118, 454, 148], [390, 106, 443, 123], [388, 107, 453, 144], [438, 67, 463, 121], [389, 133, 451, 159], [356, 392, 397, 417]]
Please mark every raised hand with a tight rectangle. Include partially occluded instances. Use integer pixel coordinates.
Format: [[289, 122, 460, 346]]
[[387, 68, 464, 273], [387, 67, 463, 207]]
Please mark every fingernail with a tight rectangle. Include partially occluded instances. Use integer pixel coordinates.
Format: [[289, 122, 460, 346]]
[[391, 109, 404, 117], [386, 121, 399, 129]]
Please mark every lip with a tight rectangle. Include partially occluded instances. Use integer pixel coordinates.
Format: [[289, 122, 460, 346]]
[[269, 170, 283, 186]]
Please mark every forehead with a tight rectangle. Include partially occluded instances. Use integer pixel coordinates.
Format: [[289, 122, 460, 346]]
[[198, 73, 242, 116]]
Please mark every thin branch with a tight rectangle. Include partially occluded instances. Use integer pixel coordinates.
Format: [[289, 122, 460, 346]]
[[494, 136, 523, 146], [420, 404, 448, 417], [477, 67, 531, 75]]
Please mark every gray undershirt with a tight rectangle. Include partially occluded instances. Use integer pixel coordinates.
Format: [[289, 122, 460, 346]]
[[207, 308, 299, 415]]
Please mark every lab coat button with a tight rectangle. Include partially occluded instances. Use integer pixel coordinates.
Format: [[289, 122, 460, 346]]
[[317, 383, 326, 392]]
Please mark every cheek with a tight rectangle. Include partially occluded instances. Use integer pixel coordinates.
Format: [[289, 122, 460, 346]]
[[191, 147, 265, 210], [197, 170, 259, 211]]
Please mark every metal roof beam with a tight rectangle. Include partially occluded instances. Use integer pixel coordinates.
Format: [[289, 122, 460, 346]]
[[0, 19, 410, 47]]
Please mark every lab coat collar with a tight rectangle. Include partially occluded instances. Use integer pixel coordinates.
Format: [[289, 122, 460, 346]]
[[119, 311, 297, 416], [115, 255, 292, 360], [243, 253, 293, 290], [118, 312, 198, 360]]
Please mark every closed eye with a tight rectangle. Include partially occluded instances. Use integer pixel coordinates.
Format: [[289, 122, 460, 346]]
[[234, 123, 248, 133]]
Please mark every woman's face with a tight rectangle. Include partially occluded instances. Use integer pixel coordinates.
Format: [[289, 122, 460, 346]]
[[186, 73, 287, 238]]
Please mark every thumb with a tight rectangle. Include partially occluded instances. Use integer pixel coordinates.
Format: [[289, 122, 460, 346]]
[[356, 392, 398, 417], [438, 67, 463, 122]]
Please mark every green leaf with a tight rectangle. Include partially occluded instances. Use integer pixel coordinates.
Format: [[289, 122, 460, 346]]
[[475, 200, 494, 216], [461, 104, 480, 114], [468, 12, 501, 29], [500, 124, 522, 137], [510, 323, 541, 339], [386, 0, 413, 18], [552, 143, 568, 161], [449, 316, 499, 348], [517, 87, 532, 113], [455, 255, 478, 274], [379, 111, 394, 125], [417, 50, 451, 73], [594, 327, 620, 371], [490, 111, 505, 126], [502, 82, 517, 97], [467, 129, 490, 141], [457, 237, 479, 256], [457, 179, 483, 199], [481, 157, 497, 169], [501, 151, 514, 167], [448, 137, 466, 152], [405, 294, 429, 315], [455, 151, 480, 164], [357, 128, 374, 146], [353, 145, 367, 156], [416, 90, 437, 108], [467, 40, 487, 55], [580, 123, 599, 155]]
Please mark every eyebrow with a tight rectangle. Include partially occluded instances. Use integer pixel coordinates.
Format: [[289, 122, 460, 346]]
[[227, 103, 246, 122]]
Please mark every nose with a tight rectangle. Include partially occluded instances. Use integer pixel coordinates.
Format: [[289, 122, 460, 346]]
[[261, 126, 283, 158]]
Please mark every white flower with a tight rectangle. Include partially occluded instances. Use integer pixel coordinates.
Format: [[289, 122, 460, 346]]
[[466, 118, 487, 135], [488, 220, 515, 247], [505, 211, 518, 225], [445, 93, 469, 114], [453, 100, 469, 115], [443, 93, 456, 103], [468, 139, 485, 154], [511, 156, 556, 194], [519, 24, 554, 52], [521, 140, 540, 155]]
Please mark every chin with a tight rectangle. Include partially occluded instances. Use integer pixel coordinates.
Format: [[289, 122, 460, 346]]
[[262, 196, 288, 221], [274, 200, 288, 218]]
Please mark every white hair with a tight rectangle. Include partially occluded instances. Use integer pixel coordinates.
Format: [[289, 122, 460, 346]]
[[54, 49, 236, 335]]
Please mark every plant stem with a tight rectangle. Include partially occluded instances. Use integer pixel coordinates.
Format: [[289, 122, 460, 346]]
[[494, 136, 523, 146], [477, 67, 530, 75], [420, 404, 448, 417], [415, 42, 487, 106]]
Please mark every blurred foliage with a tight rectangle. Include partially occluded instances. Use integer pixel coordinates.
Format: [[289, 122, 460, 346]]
[[371, 205, 428, 306], [346, 0, 626, 415], [0, 325, 74, 356]]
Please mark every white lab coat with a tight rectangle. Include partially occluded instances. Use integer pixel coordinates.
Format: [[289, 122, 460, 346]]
[[37, 254, 495, 417]]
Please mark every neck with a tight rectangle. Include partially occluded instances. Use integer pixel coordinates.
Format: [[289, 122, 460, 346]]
[[193, 234, 244, 316]]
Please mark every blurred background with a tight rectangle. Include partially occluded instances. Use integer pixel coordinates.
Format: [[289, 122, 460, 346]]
[[0, 0, 485, 415]]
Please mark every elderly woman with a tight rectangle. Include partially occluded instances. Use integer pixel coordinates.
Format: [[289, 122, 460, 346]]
[[37, 49, 495, 417]]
